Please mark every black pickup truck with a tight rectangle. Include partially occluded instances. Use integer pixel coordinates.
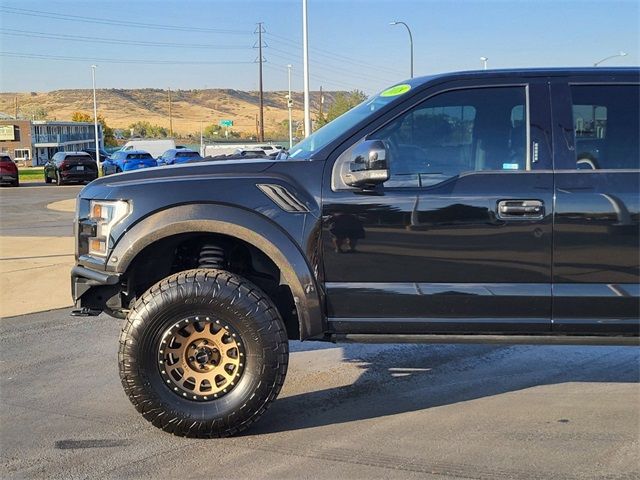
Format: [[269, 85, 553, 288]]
[[72, 68, 639, 437]]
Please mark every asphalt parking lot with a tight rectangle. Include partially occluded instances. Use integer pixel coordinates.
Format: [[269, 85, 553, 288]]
[[1, 185, 639, 480]]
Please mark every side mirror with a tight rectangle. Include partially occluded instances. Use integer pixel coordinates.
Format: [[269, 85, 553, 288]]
[[344, 140, 390, 188]]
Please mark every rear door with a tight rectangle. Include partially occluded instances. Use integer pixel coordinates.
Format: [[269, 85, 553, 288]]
[[322, 76, 555, 334], [550, 74, 640, 334]]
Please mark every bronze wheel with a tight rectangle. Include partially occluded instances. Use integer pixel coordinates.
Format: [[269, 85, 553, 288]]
[[158, 316, 245, 400], [119, 269, 289, 437]]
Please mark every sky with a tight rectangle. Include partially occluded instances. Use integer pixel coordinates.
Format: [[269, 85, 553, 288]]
[[0, 0, 638, 94]]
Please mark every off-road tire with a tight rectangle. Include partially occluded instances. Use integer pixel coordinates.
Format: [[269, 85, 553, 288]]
[[118, 269, 289, 438]]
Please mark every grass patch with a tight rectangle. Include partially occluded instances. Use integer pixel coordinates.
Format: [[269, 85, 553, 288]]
[[19, 168, 45, 181]]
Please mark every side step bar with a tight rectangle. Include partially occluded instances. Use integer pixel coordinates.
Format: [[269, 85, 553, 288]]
[[332, 334, 639, 347]]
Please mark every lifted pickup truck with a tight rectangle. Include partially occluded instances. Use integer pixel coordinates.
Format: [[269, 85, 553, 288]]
[[72, 68, 639, 437]]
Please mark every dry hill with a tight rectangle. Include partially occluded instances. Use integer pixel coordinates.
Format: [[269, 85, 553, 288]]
[[0, 88, 342, 138]]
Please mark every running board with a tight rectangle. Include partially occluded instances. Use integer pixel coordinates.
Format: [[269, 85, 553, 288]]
[[332, 334, 639, 346]]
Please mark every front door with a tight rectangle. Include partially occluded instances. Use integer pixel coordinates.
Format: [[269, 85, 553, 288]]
[[322, 79, 554, 334]]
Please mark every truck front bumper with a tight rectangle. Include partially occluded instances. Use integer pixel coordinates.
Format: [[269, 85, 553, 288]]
[[71, 265, 122, 313]]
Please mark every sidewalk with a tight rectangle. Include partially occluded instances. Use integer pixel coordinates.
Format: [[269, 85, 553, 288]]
[[0, 236, 75, 318]]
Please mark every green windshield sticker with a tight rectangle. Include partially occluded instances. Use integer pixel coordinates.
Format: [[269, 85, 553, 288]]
[[380, 84, 411, 97]]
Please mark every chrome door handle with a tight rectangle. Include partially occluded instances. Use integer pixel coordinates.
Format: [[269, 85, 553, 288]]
[[497, 200, 544, 219]]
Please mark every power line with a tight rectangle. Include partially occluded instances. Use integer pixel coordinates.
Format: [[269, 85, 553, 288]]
[[265, 31, 401, 76], [0, 29, 250, 49], [0, 51, 254, 65], [265, 63, 363, 92], [0, 6, 250, 34], [266, 49, 397, 86]]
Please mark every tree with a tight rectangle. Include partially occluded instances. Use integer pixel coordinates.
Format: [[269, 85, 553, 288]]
[[71, 111, 92, 122], [128, 121, 169, 139], [202, 123, 240, 140], [316, 90, 367, 128], [22, 106, 48, 120], [71, 111, 117, 147]]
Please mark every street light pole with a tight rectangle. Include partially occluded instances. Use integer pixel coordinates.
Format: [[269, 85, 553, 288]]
[[480, 56, 488, 70], [593, 51, 627, 66], [302, 0, 311, 137], [390, 21, 413, 78], [91, 65, 100, 171], [287, 64, 293, 148]]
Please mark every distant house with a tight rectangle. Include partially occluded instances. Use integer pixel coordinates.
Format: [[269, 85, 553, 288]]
[[0, 118, 103, 166]]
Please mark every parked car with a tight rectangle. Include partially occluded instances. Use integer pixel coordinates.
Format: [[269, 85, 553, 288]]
[[72, 67, 639, 438], [0, 155, 19, 187], [44, 151, 98, 185], [157, 148, 202, 166], [82, 148, 111, 165], [120, 139, 176, 159], [102, 150, 157, 175]]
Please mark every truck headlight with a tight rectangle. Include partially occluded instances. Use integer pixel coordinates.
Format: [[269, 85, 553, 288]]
[[88, 200, 130, 256]]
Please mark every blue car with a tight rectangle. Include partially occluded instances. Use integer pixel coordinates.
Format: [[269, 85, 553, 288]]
[[157, 148, 202, 166], [102, 150, 157, 176]]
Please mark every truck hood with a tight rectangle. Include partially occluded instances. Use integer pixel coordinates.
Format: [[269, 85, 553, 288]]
[[80, 158, 276, 200]]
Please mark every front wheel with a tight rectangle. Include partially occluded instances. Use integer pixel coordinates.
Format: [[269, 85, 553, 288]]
[[119, 269, 289, 437]]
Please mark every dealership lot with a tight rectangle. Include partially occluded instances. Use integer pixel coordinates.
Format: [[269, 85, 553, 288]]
[[1, 186, 639, 480]]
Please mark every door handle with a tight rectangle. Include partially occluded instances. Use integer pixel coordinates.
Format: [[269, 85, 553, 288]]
[[497, 200, 544, 219]]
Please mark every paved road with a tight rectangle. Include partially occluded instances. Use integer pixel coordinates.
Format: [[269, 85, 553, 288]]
[[1, 308, 638, 479], [0, 183, 83, 237]]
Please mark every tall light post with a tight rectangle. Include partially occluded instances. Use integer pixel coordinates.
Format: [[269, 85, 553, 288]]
[[287, 64, 293, 148], [302, 0, 311, 137], [390, 21, 413, 78], [91, 65, 100, 171], [593, 51, 627, 66], [480, 56, 488, 70]]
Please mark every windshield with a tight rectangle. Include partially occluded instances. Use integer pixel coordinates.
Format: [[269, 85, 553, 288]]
[[288, 83, 415, 160]]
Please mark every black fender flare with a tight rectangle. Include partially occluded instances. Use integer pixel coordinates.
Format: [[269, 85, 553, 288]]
[[108, 204, 324, 340]]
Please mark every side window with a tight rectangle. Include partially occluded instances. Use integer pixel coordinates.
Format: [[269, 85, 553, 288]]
[[571, 85, 639, 170], [370, 87, 528, 188]]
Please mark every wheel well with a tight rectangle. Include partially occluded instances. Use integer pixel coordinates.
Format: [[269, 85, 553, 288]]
[[124, 233, 300, 340]]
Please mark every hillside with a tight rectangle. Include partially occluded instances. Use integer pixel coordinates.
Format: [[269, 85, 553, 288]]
[[0, 88, 342, 138]]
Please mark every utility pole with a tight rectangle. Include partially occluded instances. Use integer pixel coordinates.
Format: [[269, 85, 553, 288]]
[[168, 88, 173, 137], [319, 85, 324, 119], [14, 96, 18, 119], [287, 64, 293, 148], [255, 22, 265, 142], [255, 114, 259, 140], [302, 0, 311, 137], [91, 65, 100, 170]]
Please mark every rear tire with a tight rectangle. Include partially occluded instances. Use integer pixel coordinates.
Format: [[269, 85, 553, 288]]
[[119, 269, 288, 438], [44, 174, 52, 184], [12, 178, 19, 187]]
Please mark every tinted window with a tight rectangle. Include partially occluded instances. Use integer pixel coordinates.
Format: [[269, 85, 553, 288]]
[[127, 153, 153, 160], [571, 85, 639, 170], [370, 86, 528, 187], [176, 151, 200, 158]]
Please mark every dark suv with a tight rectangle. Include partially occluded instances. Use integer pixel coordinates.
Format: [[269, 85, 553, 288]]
[[45, 151, 98, 185], [71, 68, 639, 438]]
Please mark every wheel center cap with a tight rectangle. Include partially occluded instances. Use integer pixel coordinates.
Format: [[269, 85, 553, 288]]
[[195, 349, 210, 364]]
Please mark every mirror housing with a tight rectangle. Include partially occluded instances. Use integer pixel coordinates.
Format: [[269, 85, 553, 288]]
[[344, 140, 390, 188]]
